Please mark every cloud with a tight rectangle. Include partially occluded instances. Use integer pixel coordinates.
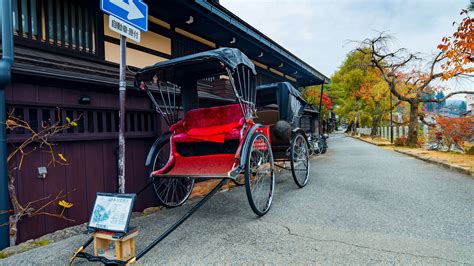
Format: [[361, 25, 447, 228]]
[[221, 0, 472, 97]]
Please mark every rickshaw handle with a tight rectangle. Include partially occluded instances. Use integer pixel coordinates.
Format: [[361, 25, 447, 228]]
[[135, 178, 229, 260]]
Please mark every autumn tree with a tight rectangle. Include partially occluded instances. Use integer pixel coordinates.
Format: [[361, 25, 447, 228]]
[[357, 17, 473, 146], [302, 86, 332, 112], [328, 49, 392, 135]]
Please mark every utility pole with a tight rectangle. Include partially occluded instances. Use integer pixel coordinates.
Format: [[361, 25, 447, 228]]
[[390, 92, 393, 143], [118, 35, 126, 193], [0, 0, 14, 249], [318, 79, 326, 135]]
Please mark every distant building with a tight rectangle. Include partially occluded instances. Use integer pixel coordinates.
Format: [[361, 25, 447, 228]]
[[438, 105, 462, 117], [466, 95, 474, 115]]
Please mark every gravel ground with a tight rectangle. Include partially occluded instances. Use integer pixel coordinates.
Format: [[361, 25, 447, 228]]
[[2, 132, 473, 265]]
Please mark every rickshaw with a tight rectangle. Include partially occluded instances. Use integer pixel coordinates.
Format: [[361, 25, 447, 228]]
[[300, 106, 328, 155], [70, 48, 275, 265], [140, 47, 275, 216], [255, 82, 311, 188]]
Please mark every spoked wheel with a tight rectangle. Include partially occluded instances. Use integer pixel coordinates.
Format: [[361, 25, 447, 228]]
[[148, 139, 194, 208], [290, 132, 310, 188], [244, 132, 275, 216]]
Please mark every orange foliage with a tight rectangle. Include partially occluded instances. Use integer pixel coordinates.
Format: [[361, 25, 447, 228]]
[[438, 10, 474, 79], [436, 116, 474, 149], [302, 89, 332, 111]]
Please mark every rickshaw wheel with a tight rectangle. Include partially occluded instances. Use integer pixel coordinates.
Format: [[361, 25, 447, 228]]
[[244, 132, 275, 216], [290, 132, 310, 188], [148, 140, 194, 208]]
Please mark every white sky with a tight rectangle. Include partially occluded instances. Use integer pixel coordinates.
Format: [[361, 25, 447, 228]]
[[221, 0, 473, 99]]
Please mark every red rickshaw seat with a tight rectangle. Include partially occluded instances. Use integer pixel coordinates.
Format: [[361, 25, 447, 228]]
[[170, 104, 244, 143]]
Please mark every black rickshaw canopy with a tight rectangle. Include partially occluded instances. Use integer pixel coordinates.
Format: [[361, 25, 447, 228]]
[[256, 82, 308, 126], [134, 47, 257, 126]]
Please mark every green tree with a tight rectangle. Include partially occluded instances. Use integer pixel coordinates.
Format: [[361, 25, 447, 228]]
[[328, 49, 391, 135]]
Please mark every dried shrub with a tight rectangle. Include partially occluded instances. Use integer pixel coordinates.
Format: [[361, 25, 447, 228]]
[[394, 136, 407, 146]]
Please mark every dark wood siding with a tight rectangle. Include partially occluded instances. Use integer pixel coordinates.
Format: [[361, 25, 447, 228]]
[[6, 81, 158, 242]]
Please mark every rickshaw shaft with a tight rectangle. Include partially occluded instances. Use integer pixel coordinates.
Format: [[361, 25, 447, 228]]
[[135, 178, 229, 260]]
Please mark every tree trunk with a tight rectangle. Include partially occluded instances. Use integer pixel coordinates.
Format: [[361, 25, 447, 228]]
[[352, 112, 358, 134], [370, 116, 380, 137], [346, 122, 353, 133], [9, 215, 18, 247], [407, 101, 419, 147], [8, 174, 20, 247]]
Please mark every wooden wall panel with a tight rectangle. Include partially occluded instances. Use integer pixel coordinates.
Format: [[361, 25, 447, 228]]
[[11, 83, 38, 102], [4, 77, 201, 243], [42, 145, 69, 233], [14, 149, 46, 242], [101, 141, 118, 193], [64, 142, 89, 224], [104, 42, 167, 68], [84, 141, 106, 215]]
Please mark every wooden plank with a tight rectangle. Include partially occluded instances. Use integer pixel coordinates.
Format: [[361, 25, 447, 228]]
[[52, 0, 57, 45], [11, 83, 37, 103], [37, 0, 44, 41], [67, 0, 72, 47], [129, 139, 154, 209], [26, 0, 33, 39], [64, 142, 88, 225], [17, 0, 23, 36], [124, 140, 135, 195], [81, 5, 86, 51], [84, 141, 105, 215], [44, 0, 49, 42], [73, 3, 79, 50], [102, 141, 117, 192], [96, 13, 105, 58], [15, 147, 46, 242], [60, 0, 65, 46], [91, 11, 96, 54], [42, 144, 69, 234], [85, 9, 91, 52], [77, 5, 86, 52]]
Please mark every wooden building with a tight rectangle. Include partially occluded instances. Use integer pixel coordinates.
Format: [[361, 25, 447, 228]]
[[1, 0, 327, 245]]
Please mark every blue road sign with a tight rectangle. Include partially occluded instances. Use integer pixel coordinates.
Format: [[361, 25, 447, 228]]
[[101, 0, 148, 32]]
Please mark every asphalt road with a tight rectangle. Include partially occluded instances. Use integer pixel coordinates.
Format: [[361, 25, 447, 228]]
[[3, 133, 473, 265]]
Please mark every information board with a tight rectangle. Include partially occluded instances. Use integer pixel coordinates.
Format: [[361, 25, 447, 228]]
[[88, 193, 136, 233]]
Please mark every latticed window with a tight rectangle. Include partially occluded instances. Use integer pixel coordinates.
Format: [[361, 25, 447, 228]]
[[6, 106, 157, 141], [12, 0, 99, 55]]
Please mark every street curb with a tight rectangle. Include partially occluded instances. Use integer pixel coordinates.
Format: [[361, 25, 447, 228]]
[[393, 149, 474, 178], [349, 135, 393, 147]]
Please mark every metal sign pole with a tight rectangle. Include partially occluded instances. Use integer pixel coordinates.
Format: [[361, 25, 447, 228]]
[[390, 92, 393, 144], [318, 79, 325, 135], [118, 35, 127, 193]]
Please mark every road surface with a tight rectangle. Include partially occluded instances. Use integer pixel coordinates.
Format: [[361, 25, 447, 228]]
[[3, 133, 473, 264]]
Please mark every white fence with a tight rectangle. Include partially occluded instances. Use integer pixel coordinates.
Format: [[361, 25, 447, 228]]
[[356, 125, 430, 141]]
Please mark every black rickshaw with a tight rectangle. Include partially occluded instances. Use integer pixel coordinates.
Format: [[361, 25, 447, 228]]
[[300, 106, 328, 154], [254, 82, 311, 187]]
